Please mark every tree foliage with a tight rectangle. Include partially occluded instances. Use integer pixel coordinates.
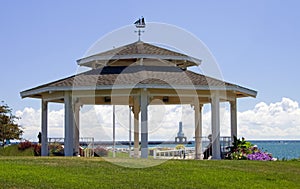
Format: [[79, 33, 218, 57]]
[[0, 101, 23, 144]]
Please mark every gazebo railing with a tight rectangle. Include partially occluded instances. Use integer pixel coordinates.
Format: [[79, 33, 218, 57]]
[[153, 148, 195, 159], [153, 136, 232, 159], [201, 136, 232, 159]]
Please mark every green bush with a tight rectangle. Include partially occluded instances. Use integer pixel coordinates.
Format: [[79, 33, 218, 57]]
[[175, 144, 185, 150], [49, 143, 64, 156], [226, 137, 273, 161]]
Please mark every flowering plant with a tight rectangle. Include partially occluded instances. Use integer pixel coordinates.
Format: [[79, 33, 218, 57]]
[[247, 152, 273, 161], [18, 140, 33, 150], [226, 137, 273, 161]]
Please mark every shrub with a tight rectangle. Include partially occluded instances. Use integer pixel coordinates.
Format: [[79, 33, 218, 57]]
[[226, 137, 251, 160], [226, 137, 273, 161], [33, 144, 41, 156], [18, 141, 33, 150], [247, 152, 272, 161], [175, 144, 185, 150], [49, 143, 64, 156]]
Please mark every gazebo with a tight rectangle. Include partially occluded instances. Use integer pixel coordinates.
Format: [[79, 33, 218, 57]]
[[20, 40, 257, 159]]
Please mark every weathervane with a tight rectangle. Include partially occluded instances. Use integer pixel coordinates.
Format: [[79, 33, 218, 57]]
[[134, 16, 146, 41]]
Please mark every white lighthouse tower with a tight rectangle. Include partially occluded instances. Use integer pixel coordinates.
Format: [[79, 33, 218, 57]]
[[175, 121, 187, 143]]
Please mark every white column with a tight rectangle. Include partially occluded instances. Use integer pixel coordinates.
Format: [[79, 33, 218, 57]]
[[230, 99, 237, 142], [41, 100, 48, 156], [64, 91, 74, 156], [211, 92, 221, 159], [129, 106, 132, 158], [112, 105, 116, 158], [140, 89, 148, 159], [133, 97, 140, 158], [73, 102, 80, 156], [194, 102, 203, 160]]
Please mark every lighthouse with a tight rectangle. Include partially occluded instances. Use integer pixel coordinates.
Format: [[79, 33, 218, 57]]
[[175, 121, 187, 143]]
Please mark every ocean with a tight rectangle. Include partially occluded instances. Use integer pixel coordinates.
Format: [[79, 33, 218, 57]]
[[155, 140, 300, 160], [108, 140, 300, 160], [249, 140, 300, 160]]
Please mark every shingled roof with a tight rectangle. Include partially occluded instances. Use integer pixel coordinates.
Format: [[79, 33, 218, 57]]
[[20, 65, 257, 98], [77, 41, 201, 68], [20, 39, 258, 100]]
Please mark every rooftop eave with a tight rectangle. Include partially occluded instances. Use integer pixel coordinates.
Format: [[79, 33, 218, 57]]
[[20, 84, 257, 99], [229, 85, 257, 98], [77, 54, 201, 67]]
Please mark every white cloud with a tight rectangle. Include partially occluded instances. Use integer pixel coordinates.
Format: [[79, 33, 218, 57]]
[[16, 97, 300, 142], [16, 107, 65, 141], [238, 97, 300, 140]]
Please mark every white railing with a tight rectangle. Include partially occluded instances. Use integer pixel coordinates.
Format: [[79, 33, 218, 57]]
[[153, 148, 195, 159], [80, 137, 94, 157], [153, 136, 232, 160]]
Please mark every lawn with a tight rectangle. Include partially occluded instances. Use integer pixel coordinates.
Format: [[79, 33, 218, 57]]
[[0, 145, 34, 156], [0, 157, 299, 189]]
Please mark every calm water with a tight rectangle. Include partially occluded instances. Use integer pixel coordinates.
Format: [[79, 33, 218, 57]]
[[108, 140, 300, 160], [249, 140, 300, 160]]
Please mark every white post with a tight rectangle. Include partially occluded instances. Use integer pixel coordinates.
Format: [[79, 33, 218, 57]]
[[113, 105, 116, 158], [140, 89, 148, 159], [199, 104, 203, 159], [64, 91, 74, 156], [194, 102, 200, 159], [129, 106, 132, 158], [41, 100, 48, 156], [194, 102, 203, 160], [211, 92, 221, 159], [230, 99, 237, 143], [133, 97, 140, 158], [73, 102, 80, 156]]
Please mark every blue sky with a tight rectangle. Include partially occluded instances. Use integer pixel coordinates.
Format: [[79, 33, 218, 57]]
[[1, 1, 300, 140]]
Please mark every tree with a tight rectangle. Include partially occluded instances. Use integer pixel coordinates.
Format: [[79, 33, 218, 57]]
[[0, 101, 23, 145]]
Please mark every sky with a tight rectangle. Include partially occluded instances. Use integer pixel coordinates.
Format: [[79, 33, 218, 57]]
[[1, 1, 300, 141]]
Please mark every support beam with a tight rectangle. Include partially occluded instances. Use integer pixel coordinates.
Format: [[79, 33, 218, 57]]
[[64, 92, 74, 156], [112, 105, 116, 158], [133, 97, 140, 158], [230, 99, 237, 143], [41, 100, 48, 156], [211, 92, 221, 159], [73, 103, 80, 156], [140, 89, 148, 158], [194, 102, 203, 160], [129, 106, 132, 158]]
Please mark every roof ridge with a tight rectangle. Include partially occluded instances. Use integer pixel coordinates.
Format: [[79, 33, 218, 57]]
[[77, 41, 197, 60], [77, 41, 201, 68]]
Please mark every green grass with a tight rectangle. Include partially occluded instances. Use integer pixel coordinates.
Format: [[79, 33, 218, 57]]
[[107, 151, 132, 158], [0, 157, 299, 189], [0, 145, 34, 156]]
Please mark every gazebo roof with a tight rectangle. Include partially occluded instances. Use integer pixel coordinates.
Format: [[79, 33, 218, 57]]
[[77, 41, 201, 69], [20, 40, 257, 102], [20, 65, 257, 99]]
